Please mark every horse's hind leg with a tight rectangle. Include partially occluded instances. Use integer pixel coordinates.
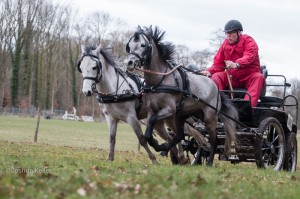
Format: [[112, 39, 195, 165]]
[[128, 118, 158, 164], [106, 116, 118, 161], [205, 120, 217, 166]]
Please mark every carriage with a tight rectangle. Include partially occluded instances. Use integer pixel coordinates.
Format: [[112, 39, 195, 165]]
[[180, 66, 298, 172], [124, 25, 298, 172], [78, 25, 298, 172]]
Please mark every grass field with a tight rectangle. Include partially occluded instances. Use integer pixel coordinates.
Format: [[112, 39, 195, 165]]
[[0, 116, 300, 198]]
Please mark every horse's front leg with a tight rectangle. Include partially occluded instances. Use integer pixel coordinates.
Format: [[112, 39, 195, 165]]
[[144, 108, 174, 151], [146, 116, 185, 153], [105, 116, 118, 161], [151, 119, 186, 152], [127, 116, 158, 164], [154, 121, 188, 164]]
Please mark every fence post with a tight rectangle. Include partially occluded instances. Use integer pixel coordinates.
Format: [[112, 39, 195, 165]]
[[34, 107, 41, 142]]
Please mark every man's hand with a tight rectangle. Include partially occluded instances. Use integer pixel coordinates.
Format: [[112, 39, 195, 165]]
[[200, 70, 211, 77], [225, 60, 238, 69]]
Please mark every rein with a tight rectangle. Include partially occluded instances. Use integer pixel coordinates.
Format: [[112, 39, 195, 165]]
[[135, 63, 183, 75]]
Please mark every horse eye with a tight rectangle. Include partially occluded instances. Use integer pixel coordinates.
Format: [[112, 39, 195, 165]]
[[141, 44, 146, 47], [92, 66, 97, 70]]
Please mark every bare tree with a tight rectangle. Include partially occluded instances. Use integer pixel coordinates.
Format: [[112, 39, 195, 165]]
[[190, 49, 212, 69], [174, 44, 190, 65], [107, 18, 127, 58], [209, 28, 225, 55], [85, 11, 111, 45], [4, 0, 41, 107], [0, 1, 11, 107]]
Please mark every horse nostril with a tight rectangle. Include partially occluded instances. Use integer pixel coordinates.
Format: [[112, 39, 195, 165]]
[[128, 60, 133, 66]]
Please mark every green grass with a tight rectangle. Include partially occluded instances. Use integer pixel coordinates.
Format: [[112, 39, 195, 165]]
[[0, 116, 300, 199], [0, 116, 142, 150]]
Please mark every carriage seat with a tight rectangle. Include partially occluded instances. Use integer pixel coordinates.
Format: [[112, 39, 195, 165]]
[[232, 65, 268, 98], [232, 66, 284, 108]]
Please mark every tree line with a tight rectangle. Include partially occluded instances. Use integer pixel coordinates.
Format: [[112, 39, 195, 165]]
[[0, 0, 299, 124]]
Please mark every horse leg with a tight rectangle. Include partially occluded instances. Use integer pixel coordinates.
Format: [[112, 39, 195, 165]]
[[156, 118, 186, 152], [205, 120, 217, 166], [145, 112, 175, 152], [105, 116, 118, 161], [154, 121, 188, 164], [146, 114, 186, 153], [127, 117, 158, 164]]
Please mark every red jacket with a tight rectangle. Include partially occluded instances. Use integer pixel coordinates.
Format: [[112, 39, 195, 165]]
[[208, 34, 261, 80]]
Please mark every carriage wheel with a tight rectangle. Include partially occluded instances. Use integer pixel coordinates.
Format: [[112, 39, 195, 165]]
[[254, 117, 285, 171], [191, 147, 210, 166], [283, 132, 297, 172]]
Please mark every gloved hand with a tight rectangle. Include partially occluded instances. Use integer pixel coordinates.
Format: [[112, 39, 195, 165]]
[[225, 60, 239, 69]]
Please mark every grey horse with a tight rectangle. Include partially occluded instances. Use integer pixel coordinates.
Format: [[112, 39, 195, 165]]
[[124, 26, 238, 166]]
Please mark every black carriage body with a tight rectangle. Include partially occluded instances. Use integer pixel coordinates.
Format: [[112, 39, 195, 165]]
[[184, 71, 298, 171]]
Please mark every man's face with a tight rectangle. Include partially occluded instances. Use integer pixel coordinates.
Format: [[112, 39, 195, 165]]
[[226, 31, 240, 44]]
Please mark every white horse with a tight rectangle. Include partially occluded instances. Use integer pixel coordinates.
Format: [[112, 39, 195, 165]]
[[78, 45, 186, 164]]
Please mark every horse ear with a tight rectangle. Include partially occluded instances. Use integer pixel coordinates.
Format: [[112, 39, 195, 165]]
[[149, 25, 153, 35], [95, 45, 101, 54], [137, 25, 141, 31]]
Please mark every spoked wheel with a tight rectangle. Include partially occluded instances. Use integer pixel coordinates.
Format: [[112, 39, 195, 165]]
[[254, 117, 285, 171], [283, 132, 297, 172]]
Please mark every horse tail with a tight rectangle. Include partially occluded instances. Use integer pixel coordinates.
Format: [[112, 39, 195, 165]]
[[219, 92, 238, 154]]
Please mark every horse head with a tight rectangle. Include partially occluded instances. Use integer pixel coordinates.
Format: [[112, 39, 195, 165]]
[[124, 25, 175, 73], [124, 25, 153, 71], [77, 44, 103, 96]]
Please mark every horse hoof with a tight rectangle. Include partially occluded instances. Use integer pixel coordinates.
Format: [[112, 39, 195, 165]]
[[159, 151, 168, 157], [107, 157, 114, 161], [153, 160, 159, 165]]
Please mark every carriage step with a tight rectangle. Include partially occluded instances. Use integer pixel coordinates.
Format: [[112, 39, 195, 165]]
[[228, 155, 239, 161]]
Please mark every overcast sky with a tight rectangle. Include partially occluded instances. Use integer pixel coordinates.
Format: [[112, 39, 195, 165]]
[[72, 0, 300, 80]]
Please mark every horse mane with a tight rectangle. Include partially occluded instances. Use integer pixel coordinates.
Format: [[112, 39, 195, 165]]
[[151, 26, 176, 62], [83, 46, 117, 67]]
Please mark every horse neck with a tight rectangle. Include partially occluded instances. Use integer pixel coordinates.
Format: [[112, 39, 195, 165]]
[[97, 62, 120, 94], [144, 45, 168, 85]]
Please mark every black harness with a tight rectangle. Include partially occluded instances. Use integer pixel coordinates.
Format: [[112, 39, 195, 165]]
[[142, 62, 192, 114], [77, 52, 144, 114]]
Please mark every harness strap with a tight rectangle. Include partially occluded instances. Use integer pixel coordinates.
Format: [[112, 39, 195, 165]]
[[126, 72, 144, 115], [127, 72, 143, 92], [96, 93, 140, 104], [177, 67, 191, 96], [143, 85, 190, 95], [96, 70, 144, 115]]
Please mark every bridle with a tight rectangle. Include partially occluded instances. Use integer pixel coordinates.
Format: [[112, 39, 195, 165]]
[[77, 53, 103, 93], [125, 31, 152, 68], [77, 53, 103, 83]]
